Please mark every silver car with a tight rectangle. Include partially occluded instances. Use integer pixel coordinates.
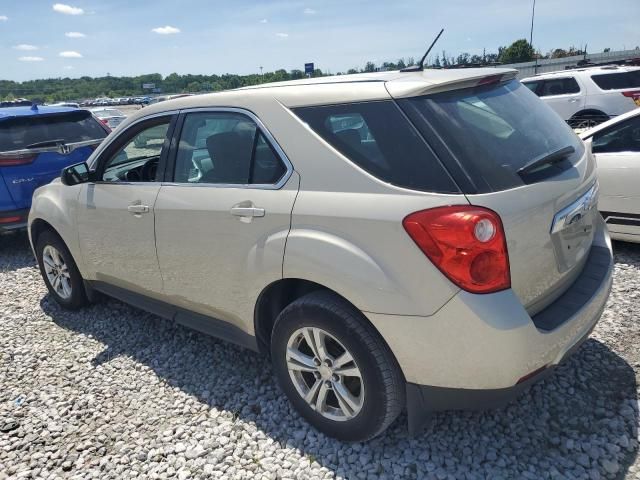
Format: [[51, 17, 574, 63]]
[[29, 69, 613, 441]]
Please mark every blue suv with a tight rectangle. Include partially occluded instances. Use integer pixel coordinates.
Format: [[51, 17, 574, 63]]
[[0, 105, 108, 231]]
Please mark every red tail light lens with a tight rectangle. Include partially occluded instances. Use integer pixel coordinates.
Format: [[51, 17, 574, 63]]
[[403, 206, 510, 294], [0, 215, 23, 224], [0, 153, 37, 166], [622, 90, 640, 99]]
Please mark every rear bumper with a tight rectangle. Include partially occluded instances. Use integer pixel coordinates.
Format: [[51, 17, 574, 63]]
[[364, 216, 613, 425], [0, 208, 29, 232]]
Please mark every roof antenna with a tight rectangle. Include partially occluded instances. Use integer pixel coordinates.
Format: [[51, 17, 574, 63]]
[[401, 28, 445, 72]]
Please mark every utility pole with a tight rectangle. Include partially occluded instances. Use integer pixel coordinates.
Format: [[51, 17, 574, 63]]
[[530, 0, 537, 74], [259, 66, 263, 81]]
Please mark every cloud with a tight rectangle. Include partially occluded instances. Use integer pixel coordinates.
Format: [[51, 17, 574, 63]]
[[52, 3, 84, 15], [14, 44, 38, 51], [275, 32, 289, 38], [19, 56, 44, 62], [59, 51, 83, 58], [152, 25, 180, 35], [65, 31, 86, 38], [63, 65, 74, 70], [303, 8, 317, 14], [0, 15, 7, 21], [259, 18, 268, 23]]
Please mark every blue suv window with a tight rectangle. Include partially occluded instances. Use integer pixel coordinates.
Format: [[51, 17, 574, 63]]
[[0, 110, 106, 152]]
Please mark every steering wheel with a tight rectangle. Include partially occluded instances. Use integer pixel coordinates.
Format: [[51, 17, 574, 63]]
[[141, 158, 158, 182]]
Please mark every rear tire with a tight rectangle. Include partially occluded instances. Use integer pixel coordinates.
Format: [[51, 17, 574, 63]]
[[35, 230, 87, 310], [271, 291, 404, 441]]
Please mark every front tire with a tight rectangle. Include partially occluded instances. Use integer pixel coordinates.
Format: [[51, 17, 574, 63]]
[[36, 230, 87, 310], [271, 291, 404, 441]]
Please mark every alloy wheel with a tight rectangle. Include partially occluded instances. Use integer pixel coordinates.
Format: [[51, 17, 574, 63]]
[[286, 326, 364, 421]]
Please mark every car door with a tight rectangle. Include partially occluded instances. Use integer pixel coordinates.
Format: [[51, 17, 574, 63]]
[[154, 108, 298, 334], [590, 114, 640, 235], [538, 77, 584, 121], [77, 113, 176, 296]]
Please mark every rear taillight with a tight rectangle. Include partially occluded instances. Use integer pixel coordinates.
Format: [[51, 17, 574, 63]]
[[403, 206, 510, 294], [622, 90, 640, 102], [0, 153, 37, 166], [0, 214, 24, 224]]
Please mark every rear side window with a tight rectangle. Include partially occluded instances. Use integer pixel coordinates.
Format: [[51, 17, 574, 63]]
[[522, 81, 541, 95], [293, 101, 458, 193], [539, 78, 580, 96], [402, 80, 584, 192], [0, 110, 107, 152], [591, 71, 640, 90]]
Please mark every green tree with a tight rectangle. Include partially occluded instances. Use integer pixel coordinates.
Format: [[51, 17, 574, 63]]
[[499, 39, 535, 63]]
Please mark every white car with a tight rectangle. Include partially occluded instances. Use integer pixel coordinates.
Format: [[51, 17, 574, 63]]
[[90, 107, 127, 130], [522, 66, 640, 128], [580, 108, 640, 243]]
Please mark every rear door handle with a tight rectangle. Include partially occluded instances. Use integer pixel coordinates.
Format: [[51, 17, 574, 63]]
[[230, 206, 265, 217], [127, 204, 150, 214]]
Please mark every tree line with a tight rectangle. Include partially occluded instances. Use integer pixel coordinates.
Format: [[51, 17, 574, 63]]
[[0, 40, 623, 102]]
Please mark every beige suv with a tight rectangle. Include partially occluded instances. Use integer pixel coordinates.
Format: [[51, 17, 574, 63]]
[[29, 68, 613, 441]]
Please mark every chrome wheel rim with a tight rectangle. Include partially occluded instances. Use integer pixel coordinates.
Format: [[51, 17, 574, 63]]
[[42, 245, 72, 300], [286, 327, 364, 421]]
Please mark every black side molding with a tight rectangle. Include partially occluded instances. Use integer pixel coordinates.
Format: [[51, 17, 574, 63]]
[[601, 210, 640, 228], [90, 281, 259, 352]]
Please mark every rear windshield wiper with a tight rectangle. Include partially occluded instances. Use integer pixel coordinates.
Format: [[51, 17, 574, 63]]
[[25, 139, 66, 149], [517, 146, 575, 176]]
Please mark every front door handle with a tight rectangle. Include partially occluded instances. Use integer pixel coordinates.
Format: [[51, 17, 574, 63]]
[[127, 204, 150, 214], [230, 206, 265, 217]]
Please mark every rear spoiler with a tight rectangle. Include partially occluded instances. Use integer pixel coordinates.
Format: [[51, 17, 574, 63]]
[[386, 69, 519, 99]]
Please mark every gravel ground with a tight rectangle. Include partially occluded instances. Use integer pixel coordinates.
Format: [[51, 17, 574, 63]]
[[0, 232, 639, 480]]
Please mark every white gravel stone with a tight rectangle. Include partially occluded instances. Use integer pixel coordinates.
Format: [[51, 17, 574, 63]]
[[0, 232, 639, 479]]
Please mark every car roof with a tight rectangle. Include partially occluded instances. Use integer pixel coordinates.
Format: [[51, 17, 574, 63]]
[[579, 107, 640, 139], [0, 105, 80, 121], [522, 65, 640, 82], [132, 67, 517, 119]]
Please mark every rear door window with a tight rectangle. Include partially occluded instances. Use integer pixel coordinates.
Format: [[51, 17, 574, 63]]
[[0, 110, 107, 152], [293, 101, 458, 193], [173, 111, 287, 185], [539, 78, 581, 96], [401, 80, 584, 192], [591, 71, 640, 90]]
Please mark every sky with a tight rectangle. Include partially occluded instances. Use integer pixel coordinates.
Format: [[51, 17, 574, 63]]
[[0, 0, 638, 82]]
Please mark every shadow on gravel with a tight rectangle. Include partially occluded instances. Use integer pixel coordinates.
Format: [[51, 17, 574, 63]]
[[41, 287, 639, 479], [0, 231, 36, 271]]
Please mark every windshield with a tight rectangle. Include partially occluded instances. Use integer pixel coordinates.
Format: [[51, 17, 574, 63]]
[[0, 110, 107, 152], [404, 80, 584, 192]]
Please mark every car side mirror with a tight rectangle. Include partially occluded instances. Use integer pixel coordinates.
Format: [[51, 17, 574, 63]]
[[61, 162, 92, 186]]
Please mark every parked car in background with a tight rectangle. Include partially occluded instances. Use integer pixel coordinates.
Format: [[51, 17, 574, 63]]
[[522, 66, 640, 128], [580, 107, 640, 243], [1, 105, 108, 231], [90, 107, 127, 130], [48, 102, 80, 108], [29, 69, 612, 441]]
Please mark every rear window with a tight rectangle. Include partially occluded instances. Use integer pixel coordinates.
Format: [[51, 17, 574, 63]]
[[591, 71, 640, 90], [401, 80, 584, 192], [0, 110, 107, 152], [293, 101, 458, 193]]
